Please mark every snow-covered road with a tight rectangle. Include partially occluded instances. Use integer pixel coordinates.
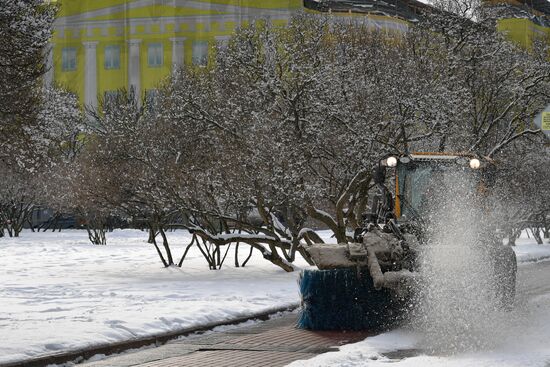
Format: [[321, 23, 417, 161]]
[[289, 239, 550, 367]]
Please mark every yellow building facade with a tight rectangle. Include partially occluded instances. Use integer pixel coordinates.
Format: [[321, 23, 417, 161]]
[[497, 18, 550, 48], [47, 0, 303, 108], [47, 0, 549, 109]]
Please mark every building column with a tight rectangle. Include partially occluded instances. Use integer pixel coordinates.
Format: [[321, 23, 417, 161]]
[[127, 39, 142, 104], [170, 37, 186, 70], [44, 43, 55, 87], [83, 41, 99, 110]]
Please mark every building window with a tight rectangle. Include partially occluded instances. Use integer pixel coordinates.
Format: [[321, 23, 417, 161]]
[[148, 43, 163, 67], [62, 47, 77, 71], [104, 45, 120, 70], [192, 41, 208, 66]]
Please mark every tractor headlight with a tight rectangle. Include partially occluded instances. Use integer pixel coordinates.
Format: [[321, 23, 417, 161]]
[[469, 158, 481, 169], [386, 156, 398, 167]]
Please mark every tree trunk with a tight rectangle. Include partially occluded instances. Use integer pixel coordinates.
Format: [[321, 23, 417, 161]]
[[298, 246, 315, 266], [13, 222, 23, 237], [158, 227, 174, 266], [148, 227, 155, 244], [196, 239, 216, 269], [235, 243, 240, 267], [150, 235, 169, 267], [242, 245, 254, 267], [86, 226, 107, 245], [532, 227, 543, 245]]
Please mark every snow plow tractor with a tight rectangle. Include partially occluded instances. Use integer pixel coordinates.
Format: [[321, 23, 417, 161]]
[[297, 153, 517, 331]]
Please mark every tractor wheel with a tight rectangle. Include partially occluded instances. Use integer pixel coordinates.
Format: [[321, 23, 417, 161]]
[[493, 246, 517, 310], [297, 268, 407, 331]]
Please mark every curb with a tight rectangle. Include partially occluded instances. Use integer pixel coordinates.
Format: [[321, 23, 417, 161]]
[[517, 255, 550, 264], [0, 304, 300, 367]]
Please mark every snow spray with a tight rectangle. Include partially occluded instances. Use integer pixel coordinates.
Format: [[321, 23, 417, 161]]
[[411, 169, 513, 354]]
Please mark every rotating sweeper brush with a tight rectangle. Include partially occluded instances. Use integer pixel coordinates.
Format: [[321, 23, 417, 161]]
[[297, 153, 517, 331]]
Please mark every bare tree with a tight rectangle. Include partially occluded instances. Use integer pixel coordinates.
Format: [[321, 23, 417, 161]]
[[60, 13, 550, 270]]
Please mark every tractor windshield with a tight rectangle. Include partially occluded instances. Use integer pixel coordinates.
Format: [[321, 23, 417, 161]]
[[397, 160, 470, 220]]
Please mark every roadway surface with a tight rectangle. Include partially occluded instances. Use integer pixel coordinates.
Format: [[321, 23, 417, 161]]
[[81, 260, 550, 367]]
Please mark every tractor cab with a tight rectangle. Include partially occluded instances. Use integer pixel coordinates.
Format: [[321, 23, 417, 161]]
[[386, 153, 488, 222]]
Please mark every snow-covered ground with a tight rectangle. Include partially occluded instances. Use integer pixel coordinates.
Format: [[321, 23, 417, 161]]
[[0, 229, 310, 364], [1, 230, 549, 365], [289, 233, 550, 367]]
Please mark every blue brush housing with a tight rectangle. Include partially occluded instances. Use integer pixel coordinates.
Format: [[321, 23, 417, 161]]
[[297, 268, 405, 330]]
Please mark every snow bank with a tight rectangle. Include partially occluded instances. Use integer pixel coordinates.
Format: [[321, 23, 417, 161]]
[[0, 229, 310, 364], [512, 234, 550, 263]]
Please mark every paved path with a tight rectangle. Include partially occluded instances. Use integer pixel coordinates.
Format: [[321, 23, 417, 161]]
[[82, 313, 372, 367]]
